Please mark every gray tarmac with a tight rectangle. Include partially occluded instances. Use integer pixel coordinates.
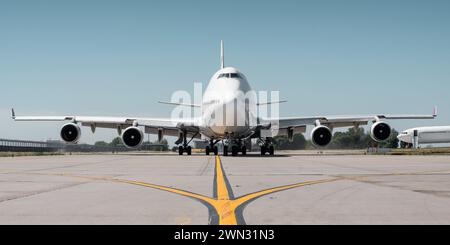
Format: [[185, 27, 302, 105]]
[[1, 153, 450, 224]]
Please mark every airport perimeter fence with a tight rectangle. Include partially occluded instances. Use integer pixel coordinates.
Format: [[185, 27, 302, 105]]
[[0, 138, 60, 152], [0, 138, 167, 153]]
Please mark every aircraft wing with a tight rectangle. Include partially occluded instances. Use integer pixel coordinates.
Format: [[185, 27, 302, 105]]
[[264, 107, 438, 130], [11, 109, 201, 138]]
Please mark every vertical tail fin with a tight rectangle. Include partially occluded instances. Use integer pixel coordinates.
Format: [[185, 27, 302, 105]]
[[220, 40, 224, 69]]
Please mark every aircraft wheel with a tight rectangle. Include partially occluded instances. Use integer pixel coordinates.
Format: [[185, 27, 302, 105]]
[[232, 146, 239, 156], [186, 146, 192, 155], [213, 146, 219, 155], [178, 146, 184, 155], [241, 146, 247, 155], [205, 146, 210, 155], [223, 145, 228, 156], [269, 145, 275, 156], [261, 146, 267, 155]]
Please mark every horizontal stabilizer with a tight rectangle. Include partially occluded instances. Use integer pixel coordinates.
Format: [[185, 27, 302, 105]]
[[158, 101, 201, 108], [257, 100, 287, 106]]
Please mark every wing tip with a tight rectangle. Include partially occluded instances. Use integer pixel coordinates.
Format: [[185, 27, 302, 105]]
[[433, 106, 438, 117], [11, 108, 15, 119]]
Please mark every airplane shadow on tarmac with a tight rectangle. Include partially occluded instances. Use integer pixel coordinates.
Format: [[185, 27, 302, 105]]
[[116, 153, 290, 157]]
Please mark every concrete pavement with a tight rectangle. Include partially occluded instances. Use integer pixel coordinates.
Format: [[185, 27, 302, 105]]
[[1, 153, 450, 224]]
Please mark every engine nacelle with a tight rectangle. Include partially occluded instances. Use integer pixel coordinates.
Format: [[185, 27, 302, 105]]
[[121, 126, 144, 148], [311, 125, 332, 147], [370, 121, 391, 142], [60, 123, 81, 143]]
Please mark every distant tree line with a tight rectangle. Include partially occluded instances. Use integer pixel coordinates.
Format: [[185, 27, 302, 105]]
[[94, 137, 123, 147], [273, 128, 399, 150]]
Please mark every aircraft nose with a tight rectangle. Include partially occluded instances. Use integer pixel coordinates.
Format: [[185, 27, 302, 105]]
[[397, 134, 406, 141], [396, 133, 412, 143]]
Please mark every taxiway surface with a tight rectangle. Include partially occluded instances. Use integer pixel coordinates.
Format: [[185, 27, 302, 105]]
[[1, 153, 450, 224]]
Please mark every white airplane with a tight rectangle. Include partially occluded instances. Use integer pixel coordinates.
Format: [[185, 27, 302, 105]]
[[397, 125, 450, 148], [11, 41, 438, 156]]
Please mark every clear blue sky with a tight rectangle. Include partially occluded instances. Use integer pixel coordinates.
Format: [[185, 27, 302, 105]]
[[1, 0, 449, 144]]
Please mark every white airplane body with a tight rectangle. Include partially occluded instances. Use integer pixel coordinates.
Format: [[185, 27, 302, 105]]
[[12, 41, 438, 156], [201, 66, 255, 138], [398, 126, 450, 145]]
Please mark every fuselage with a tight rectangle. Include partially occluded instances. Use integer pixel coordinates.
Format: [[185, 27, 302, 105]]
[[397, 126, 450, 144], [200, 67, 256, 139]]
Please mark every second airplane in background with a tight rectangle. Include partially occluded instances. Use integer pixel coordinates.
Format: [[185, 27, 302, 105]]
[[398, 125, 450, 148]]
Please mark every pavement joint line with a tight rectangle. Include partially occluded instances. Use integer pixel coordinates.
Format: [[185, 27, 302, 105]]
[[0, 181, 88, 203]]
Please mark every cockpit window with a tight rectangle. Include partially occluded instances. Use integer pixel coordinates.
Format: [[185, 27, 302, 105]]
[[218, 73, 241, 79]]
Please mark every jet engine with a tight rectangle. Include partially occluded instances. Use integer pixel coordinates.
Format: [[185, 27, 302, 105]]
[[311, 125, 332, 147], [121, 126, 144, 148], [60, 123, 81, 143], [370, 121, 391, 142]]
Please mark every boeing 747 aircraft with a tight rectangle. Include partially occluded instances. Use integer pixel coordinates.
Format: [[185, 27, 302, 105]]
[[12, 42, 437, 156], [398, 125, 450, 148]]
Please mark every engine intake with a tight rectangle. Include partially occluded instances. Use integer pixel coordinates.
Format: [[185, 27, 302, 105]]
[[121, 127, 144, 148], [370, 121, 391, 142], [311, 126, 332, 147], [60, 123, 81, 143]]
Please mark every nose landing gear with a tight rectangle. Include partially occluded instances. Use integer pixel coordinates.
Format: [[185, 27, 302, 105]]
[[205, 140, 219, 156], [225, 139, 249, 156]]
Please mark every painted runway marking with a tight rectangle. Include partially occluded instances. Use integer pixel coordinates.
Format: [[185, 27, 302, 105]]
[[110, 156, 343, 225], [2, 157, 450, 225]]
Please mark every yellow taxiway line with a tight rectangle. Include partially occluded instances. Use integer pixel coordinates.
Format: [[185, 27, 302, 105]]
[[2, 156, 450, 225], [108, 156, 342, 225]]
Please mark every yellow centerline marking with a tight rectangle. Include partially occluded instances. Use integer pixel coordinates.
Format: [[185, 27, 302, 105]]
[[215, 156, 231, 201], [210, 155, 237, 225], [2, 158, 450, 225]]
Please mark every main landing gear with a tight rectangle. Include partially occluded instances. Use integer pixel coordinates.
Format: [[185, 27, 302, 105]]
[[260, 137, 275, 156], [176, 131, 198, 156], [224, 139, 247, 157]]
